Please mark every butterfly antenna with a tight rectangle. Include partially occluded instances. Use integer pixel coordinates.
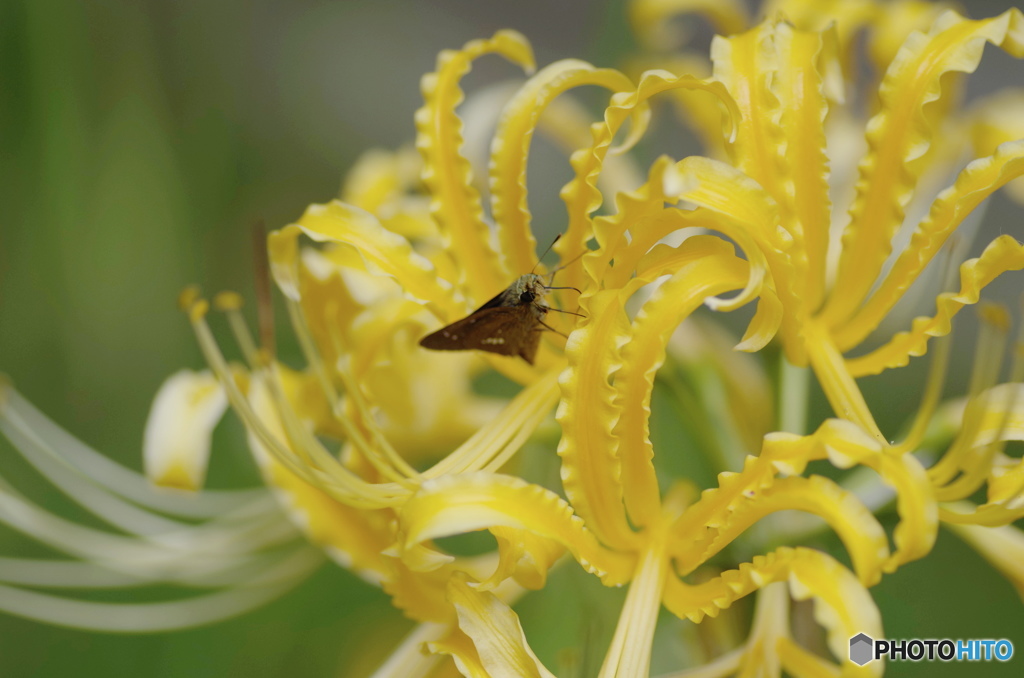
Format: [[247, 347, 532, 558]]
[[549, 247, 587, 275], [531, 233, 563, 274], [544, 285, 582, 295], [543, 306, 586, 319]]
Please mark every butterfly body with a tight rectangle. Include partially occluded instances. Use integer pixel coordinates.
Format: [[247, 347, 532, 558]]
[[419, 273, 549, 364]]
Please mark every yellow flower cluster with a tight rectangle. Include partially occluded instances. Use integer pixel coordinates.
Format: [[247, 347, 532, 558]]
[[2, 1, 1023, 675]]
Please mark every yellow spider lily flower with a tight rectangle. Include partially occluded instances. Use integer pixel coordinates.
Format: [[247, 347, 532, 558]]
[[394, 7, 1024, 676], [6, 5, 1023, 676], [172, 29, 668, 675]]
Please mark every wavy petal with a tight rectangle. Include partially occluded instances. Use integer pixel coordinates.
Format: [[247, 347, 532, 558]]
[[416, 30, 536, 301], [824, 9, 1024, 326], [448, 575, 556, 678], [682, 418, 936, 570], [477, 526, 565, 592], [400, 472, 635, 585], [845, 235, 1024, 377], [711, 23, 786, 205], [661, 161, 773, 314], [836, 140, 1024, 350], [428, 627, 491, 678], [969, 88, 1024, 204], [556, 290, 639, 550], [690, 475, 890, 585], [769, 420, 937, 571], [663, 156, 806, 359], [614, 244, 749, 528], [663, 547, 882, 678], [583, 156, 673, 296], [490, 60, 638, 277], [559, 70, 739, 294], [939, 502, 1024, 526], [931, 383, 1024, 503], [763, 0, 874, 59], [269, 201, 461, 319], [765, 0, 948, 79], [773, 22, 837, 312]]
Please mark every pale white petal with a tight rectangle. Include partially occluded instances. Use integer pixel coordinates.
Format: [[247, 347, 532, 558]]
[[143, 370, 228, 491]]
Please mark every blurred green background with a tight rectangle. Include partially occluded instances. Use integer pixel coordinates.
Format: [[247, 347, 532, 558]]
[[1, 0, 1022, 675]]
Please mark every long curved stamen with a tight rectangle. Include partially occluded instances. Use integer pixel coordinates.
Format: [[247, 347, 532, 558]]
[[929, 303, 1010, 488], [184, 295, 406, 507], [282, 297, 417, 486]]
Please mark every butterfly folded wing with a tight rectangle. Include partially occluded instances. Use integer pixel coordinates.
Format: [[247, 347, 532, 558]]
[[419, 306, 541, 364]]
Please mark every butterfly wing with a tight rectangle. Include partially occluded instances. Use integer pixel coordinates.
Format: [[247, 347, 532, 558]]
[[470, 287, 516, 314], [419, 306, 538, 362], [517, 325, 543, 365]]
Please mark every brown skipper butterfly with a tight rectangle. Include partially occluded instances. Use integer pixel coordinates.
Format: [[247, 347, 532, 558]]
[[419, 238, 582, 364]]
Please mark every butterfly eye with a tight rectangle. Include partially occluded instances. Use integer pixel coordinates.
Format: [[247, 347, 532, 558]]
[[519, 290, 535, 304]]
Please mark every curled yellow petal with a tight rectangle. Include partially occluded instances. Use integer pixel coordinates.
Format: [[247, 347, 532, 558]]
[[711, 22, 786, 205], [269, 201, 461, 319], [583, 156, 673, 294], [143, 370, 227, 492], [836, 140, 1024, 351], [557, 290, 639, 551], [477, 526, 565, 592], [662, 159, 776, 314], [735, 290, 784, 353], [558, 70, 739, 293], [763, 0, 877, 63], [825, 9, 1024, 326], [930, 383, 1024, 502], [773, 22, 837, 312], [664, 546, 883, 677], [400, 472, 635, 584], [845, 235, 1024, 377], [969, 88, 1024, 204], [690, 475, 890, 585], [416, 30, 536, 301], [614, 243, 749, 528], [491, 59, 639, 277], [663, 156, 806, 359], [448, 574, 556, 678], [428, 627, 490, 678], [756, 418, 937, 569]]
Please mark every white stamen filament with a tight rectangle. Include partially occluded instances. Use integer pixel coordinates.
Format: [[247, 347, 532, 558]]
[[0, 548, 324, 633], [0, 385, 265, 518]]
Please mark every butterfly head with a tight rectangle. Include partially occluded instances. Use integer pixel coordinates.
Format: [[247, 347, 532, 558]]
[[511, 273, 548, 310]]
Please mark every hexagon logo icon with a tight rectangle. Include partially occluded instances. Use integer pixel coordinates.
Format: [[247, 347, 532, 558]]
[[849, 633, 874, 666]]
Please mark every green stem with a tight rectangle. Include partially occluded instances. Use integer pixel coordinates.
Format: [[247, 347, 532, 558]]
[[778, 357, 809, 435]]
